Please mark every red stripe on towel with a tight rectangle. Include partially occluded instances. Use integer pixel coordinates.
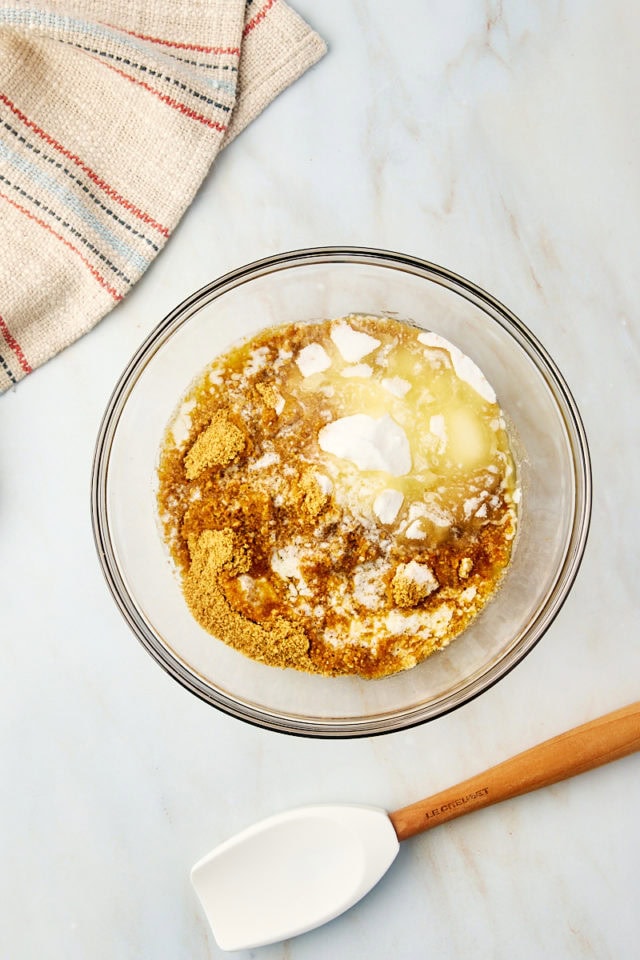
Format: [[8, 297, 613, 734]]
[[0, 92, 170, 237], [108, 25, 241, 56], [244, 0, 278, 36], [0, 314, 32, 373], [98, 62, 228, 131]]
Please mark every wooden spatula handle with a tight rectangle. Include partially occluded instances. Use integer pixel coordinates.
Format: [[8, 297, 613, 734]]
[[389, 701, 640, 842]]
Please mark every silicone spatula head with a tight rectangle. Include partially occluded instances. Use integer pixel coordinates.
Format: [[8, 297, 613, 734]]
[[190, 804, 400, 951]]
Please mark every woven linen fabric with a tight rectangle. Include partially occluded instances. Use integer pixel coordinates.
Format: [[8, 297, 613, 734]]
[[0, 0, 325, 391]]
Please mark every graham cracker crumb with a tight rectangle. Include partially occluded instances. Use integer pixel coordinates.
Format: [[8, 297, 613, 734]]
[[256, 382, 282, 410], [190, 528, 251, 577], [184, 412, 245, 479], [392, 563, 439, 608], [299, 470, 329, 519], [184, 531, 311, 670]]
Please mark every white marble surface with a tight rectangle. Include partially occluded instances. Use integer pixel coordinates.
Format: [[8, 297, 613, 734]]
[[1, 1, 639, 957]]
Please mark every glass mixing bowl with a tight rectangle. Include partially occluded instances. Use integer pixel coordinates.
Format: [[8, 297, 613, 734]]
[[91, 248, 591, 737]]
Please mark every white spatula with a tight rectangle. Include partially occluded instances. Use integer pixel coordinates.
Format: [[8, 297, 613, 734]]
[[191, 701, 640, 951]]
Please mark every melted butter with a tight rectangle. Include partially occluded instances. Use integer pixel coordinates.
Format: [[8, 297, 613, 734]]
[[278, 315, 514, 530]]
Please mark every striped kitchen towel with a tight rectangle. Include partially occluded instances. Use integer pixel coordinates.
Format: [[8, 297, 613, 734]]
[[0, 0, 326, 391]]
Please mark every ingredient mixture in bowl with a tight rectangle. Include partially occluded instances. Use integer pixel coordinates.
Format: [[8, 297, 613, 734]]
[[157, 315, 519, 678]]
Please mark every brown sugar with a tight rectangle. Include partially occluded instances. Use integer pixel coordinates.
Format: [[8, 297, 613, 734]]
[[184, 411, 245, 479]]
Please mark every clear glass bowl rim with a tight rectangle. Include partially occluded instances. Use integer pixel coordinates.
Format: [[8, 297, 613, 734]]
[[91, 246, 592, 738]]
